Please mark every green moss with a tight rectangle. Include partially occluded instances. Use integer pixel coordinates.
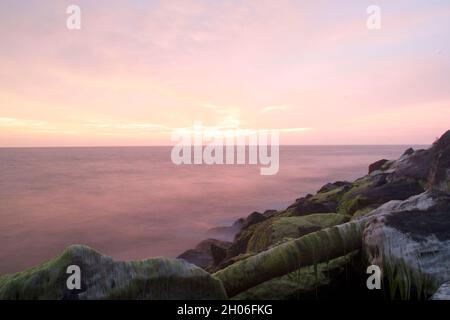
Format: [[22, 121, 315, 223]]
[[245, 214, 350, 253], [0, 245, 87, 299], [310, 186, 347, 203], [232, 253, 356, 300], [351, 206, 376, 220], [214, 220, 365, 296], [0, 245, 227, 300]]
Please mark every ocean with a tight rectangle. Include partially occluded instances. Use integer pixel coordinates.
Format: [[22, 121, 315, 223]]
[[0, 145, 424, 274]]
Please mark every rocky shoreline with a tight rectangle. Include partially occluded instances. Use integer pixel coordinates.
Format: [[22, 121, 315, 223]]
[[1, 131, 449, 300]]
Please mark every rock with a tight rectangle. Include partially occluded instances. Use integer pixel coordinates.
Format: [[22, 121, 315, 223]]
[[288, 183, 351, 217], [402, 148, 415, 157], [363, 191, 450, 299], [262, 210, 277, 217], [232, 254, 356, 300], [338, 176, 424, 216], [210, 243, 228, 266], [245, 213, 350, 253], [214, 221, 365, 297], [387, 149, 433, 185], [178, 239, 232, 269], [428, 130, 450, 193], [0, 245, 227, 300], [430, 282, 450, 300], [318, 181, 351, 193], [288, 197, 332, 216], [219, 212, 271, 259], [368, 159, 389, 174], [241, 212, 268, 229]]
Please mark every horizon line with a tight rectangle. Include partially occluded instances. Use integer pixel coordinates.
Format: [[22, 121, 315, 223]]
[[0, 144, 430, 148]]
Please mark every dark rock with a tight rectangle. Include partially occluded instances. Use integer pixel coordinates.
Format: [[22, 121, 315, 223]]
[[262, 210, 277, 217], [387, 149, 433, 185], [368, 159, 389, 174], [177, 239, 232, 269], [210, 243, 228, 265], [428, 130, 450, 193], [339, 177, 424, 216], [298, 225, 322, 237], [318, 181, 351, 193], [241, 212, 268, 229], [288, 197, 333, 216], [402, 148, 415, 157]]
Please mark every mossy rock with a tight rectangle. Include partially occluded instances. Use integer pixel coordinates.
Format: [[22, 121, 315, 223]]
[[232, 253, 356, 300], [246, 213, 351, 252], [214, 220, 365, 296], [0, 245, 227, 300]]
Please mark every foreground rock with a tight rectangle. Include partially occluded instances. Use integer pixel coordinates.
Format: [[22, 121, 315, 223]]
[[0, 245, 227, 300], [363, 191, 450, 299]]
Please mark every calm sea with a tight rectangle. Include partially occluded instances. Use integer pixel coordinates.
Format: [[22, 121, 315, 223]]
[[0, 145, 424, 274]]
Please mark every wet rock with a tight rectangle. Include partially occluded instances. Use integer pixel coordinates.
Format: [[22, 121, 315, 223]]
[[178, 239, 232, 269], [0, 245, 227, 300], [245, 213, 350, 253]]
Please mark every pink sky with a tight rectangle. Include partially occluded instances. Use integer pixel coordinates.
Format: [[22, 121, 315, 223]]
[[1, 0, 450, 146]]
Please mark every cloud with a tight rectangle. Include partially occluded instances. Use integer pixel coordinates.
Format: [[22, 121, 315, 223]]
[[260, 105, 289, 113]]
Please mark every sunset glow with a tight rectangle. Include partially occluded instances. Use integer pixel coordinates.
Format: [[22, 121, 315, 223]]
[[1, 0, 450, 146]]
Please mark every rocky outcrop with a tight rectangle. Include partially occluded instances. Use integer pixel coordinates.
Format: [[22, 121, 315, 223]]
[[0, 245, 227, 300], [209, 130, 450, 299]]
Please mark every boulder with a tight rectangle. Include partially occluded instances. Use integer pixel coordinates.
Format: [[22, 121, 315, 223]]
[[0, 245, 227, 300], [368, 159, 389, 174], [362, 191, 450, 299], [402, 148, 415, 157], [177, 239, 232, 269], [428, 130, 450, 193], [245, 213, 350, 253]]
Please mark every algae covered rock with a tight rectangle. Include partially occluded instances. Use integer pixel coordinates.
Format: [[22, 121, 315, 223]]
[[214, 221, 365, 297], [0, 245, 227, 300], [232, 253, 356, 300], [245, 213, 350, 253], [287, 182, 351, 216]]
